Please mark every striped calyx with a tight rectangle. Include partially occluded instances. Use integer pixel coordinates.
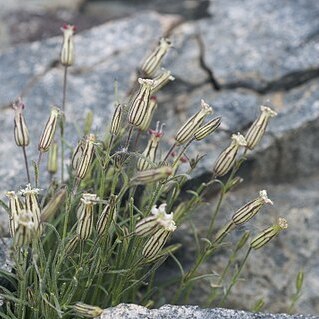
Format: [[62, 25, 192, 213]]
[[151, 68, 175, 94], [131, 166, 173, 185], [13, 210, 36, 247], [128, 78, 155, 128], [110, 104, 123, 136], [232, 190, 273, 225], [141, 38, 172, 77], [76, 193, 99, 240], [139, 96, 158, 132], [137, 122, 164, 171], [19, 184, 41, 233], [38, 107, 60, 153], [250, 217, 288, 250], [135, 203, 176, 259], [213, 132, 247, 177], [194, 116, 221, 141], [6, 191, 23, 237], [60, 24, 75, 66], [175, 99, 213, 145], [73, 302, 103, 318], [96, 195, 117, 237], [75, 134, 96, 180], [12, 98, 30, 147], [245, 104, 277, 150]]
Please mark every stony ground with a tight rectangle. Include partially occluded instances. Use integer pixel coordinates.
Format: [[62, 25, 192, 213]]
[[0, 0, 318, 315]]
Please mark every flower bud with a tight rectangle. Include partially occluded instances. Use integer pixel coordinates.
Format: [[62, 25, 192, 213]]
[[41, 186, 67, 222], [245, 104, 277, 150], [73, 302, 103, 318], [110, 104, 123, 136], [76, 193, 99, 240], [96, 195, 117, 237], [131, 166, 173, 185], [296, 271, 304, 292], [175, 99, 213, 145], [12, 98, 30, 147], [142, 228, 171, 259], [150, 68, 175, 94], [60, 24, 75, 67], [138, 96, 158, 132], [19, 184, 41, 232], [38, 107, 60, 153], [194, 116, 221, 141], [75, 134, 96, 180], [6, 191, 23, 237], [128, 78, 155, 128], [235, 231, 250, 251], [72, 139, 84, 171], [141, 38, 172, 77], [137, 122, 164, 171], [213, 132, 247, 177], [250, 217, 288, 250], [65, 236, 79, 254], [232, 190, 273, 225], [13, 210, 36, 247], [136, 203, 176, 237], [47, 141, 58, 174]]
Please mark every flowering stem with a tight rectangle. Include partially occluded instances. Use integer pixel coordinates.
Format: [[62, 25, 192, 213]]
[[60, 66, 68, 183], [207, 188, 225, 238], [162, 143, 176, 164], [22, 146, 30, 184], [219, 247, 252, 307], [125, 126, 134, 150]]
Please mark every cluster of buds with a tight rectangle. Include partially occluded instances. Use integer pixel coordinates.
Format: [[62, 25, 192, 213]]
[[141, 38, 172, 77], [76, 193, 99, 240], [12, 98, 29, 147], [213, 132, 247, 177], [175, 99, 213, 145], [6, 184, 42, 247], [245, 104, 277, 150], [60, 24, 76, 67], [215, 190, 273, 242], [137, 122, 164, 171], [38, 107, 60, 154], [72, 134, 96, 180], [135, 203, 176, 259]]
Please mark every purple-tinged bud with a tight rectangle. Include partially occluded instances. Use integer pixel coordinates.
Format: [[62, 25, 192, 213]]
[[137, 122, 164, 171], [60, 24, 76, 67], [12, 98, 30, 147]]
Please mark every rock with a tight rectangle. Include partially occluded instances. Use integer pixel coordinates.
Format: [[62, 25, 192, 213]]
[[98, 303, 318, 319], [199, 0, 319, 91]]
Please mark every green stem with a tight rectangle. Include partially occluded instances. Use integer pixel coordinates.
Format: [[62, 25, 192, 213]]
[[207, 188, 225, 237], [219, 247, 252, 307]]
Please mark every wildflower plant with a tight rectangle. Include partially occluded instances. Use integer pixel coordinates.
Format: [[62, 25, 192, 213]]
[[0, 25, 288, 319]]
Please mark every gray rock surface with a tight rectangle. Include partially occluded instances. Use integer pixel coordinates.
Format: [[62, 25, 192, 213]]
[[98, 304, 318, 319]]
